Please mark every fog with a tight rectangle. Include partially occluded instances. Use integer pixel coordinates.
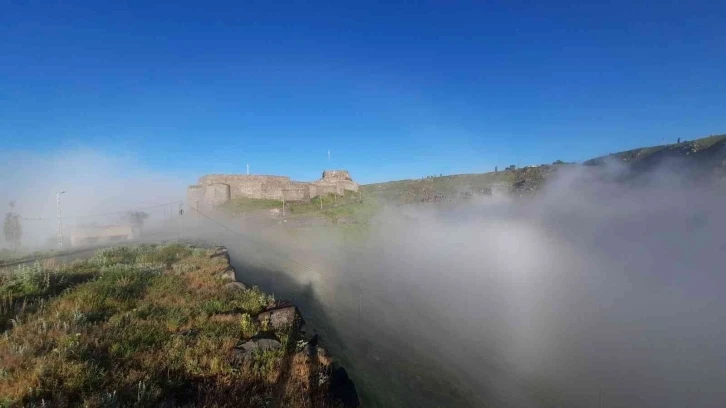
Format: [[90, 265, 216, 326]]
[[3, 151, 725, 407], [0, 150, 184, 248], [196, 163, 726, 407]]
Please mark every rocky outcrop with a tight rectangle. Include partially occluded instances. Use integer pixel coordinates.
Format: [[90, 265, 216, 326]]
[[210, 246, 359, 407], [257, 303, 304, 331]]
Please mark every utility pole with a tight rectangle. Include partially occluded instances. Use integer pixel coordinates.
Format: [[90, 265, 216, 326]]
[[194, 200, 199, 227], [177, 203, 183, 240], [56, 191, 65, 249]]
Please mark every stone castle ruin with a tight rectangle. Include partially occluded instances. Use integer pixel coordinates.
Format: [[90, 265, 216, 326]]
[[188, 170, 359, 208]]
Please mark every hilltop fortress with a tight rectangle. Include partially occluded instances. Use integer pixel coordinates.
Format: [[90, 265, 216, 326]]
[[188, 170, 359, 208]]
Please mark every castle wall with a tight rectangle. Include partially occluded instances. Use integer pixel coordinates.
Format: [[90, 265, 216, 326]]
[[188, 170, 359, 208], [312, 184, 343, 196], [198, 175, 291, 200], [204, 183, 231, 207], [187, 185, 204, 207]]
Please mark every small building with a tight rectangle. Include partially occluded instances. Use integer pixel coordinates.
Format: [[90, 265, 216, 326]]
[[70, 224, 140, 247]]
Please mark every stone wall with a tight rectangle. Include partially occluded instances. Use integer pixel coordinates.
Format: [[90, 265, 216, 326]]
[[188, 170, 359, 208], [199, 175, 292, 200], [187, 185, 204, 207], [204, 183, 231, 207]]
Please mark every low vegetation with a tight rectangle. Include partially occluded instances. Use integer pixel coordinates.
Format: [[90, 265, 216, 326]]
[[222, 191, 363, 217], [0, 243, 340, 407], [0, 248, 84, 268], [366, 133, 726, 204], [220, 191, 378, 231]]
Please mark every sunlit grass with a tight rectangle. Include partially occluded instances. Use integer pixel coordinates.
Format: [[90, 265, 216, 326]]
[[0, 243, 329, 407]]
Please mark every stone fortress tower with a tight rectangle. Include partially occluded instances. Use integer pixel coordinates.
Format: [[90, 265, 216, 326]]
[[187, 170, 359, 209]]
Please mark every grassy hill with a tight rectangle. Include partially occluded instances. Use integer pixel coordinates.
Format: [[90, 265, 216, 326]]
[[361, 163, 566, 204], [584, 134, 726, 171], [0, 243, 350, 407], [363, 133, 726, 204]]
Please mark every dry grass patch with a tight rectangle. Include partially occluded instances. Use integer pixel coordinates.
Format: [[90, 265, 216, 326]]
[[0, 243, 341, 407]]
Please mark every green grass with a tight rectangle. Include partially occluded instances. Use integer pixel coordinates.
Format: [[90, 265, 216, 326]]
[[0, 247, 81, 267], [366, 133, 726, 204], [220, 197, 284, 213], [220, 190, 377, 228], [362, 168, 531, 204], [586, 133, 726, 164], [221, 190, 364, 217], [0, 243, 337, 407]]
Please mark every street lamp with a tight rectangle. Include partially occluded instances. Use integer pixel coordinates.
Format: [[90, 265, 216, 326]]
[[57, 191, 65, 249]]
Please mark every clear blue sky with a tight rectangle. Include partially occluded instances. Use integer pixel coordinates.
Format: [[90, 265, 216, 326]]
[[1, 0, 724, 184]]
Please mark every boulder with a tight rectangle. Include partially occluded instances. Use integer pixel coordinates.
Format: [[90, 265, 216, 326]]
[[210, 246, 228, 256], [239, 337, 282, 352], [224, 281, 247, 290], [257, 304, 304, 331], [220, 266, 235, 280], [230, 337, 282, 365]]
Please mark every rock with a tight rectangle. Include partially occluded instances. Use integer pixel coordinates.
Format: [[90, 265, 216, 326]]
[[317, 347, 332, 366], [303, 342, 315, 357], [210, 247, 230, 262], [240, 338, 282, 352], [257, 305, 304, 331], [224, 281, 247, 290], [210, 247, 228, 256], [302, 334, 319, 357], [329, 366, 360, 407], [220, 266, 235, 280], [230, 337, 282, 366]]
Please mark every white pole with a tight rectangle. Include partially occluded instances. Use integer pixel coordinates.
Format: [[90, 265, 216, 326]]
[[56, 191, 65, 249], [195, 200, 199, 227], [178, 203, 183, 240], [320, 195, 322, 210]]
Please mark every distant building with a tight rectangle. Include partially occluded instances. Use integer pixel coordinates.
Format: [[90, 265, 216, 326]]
[[70, 224, 140, 247], [188, 169, 360, 209]]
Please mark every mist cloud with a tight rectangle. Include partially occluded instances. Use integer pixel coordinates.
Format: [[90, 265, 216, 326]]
[[0, 149, 184, 248], [212, 163, 726, 407], [4, 147, 723, 407]]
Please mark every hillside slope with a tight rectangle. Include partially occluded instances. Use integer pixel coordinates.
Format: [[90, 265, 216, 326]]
[[585, 134, 726, 173], [364, 133, 726, 203]]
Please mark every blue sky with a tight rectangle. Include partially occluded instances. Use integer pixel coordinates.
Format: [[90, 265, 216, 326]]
[[1, 0, 724, 184]]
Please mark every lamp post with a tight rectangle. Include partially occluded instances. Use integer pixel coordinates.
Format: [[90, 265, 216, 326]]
[[56, 191, 65, 249]]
